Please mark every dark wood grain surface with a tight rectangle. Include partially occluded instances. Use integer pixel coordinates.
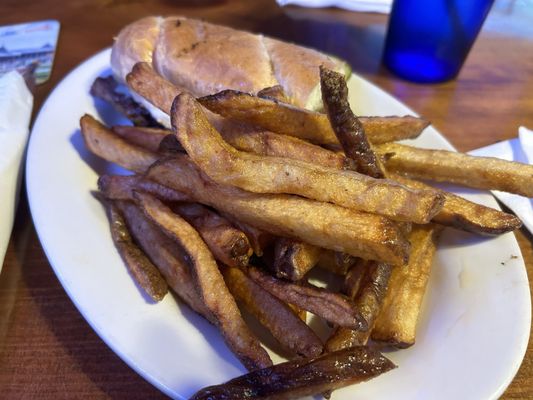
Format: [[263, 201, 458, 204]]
[[0, 0, 532, 398]]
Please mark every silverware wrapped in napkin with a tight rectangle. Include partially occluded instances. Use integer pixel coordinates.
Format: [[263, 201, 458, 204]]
[[0, 71, 33, 269]]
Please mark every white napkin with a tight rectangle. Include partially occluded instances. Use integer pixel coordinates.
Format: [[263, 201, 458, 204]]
[[276, 0, 392, 13], [0, 71, 33, 269], [469, 127, 533, 234]]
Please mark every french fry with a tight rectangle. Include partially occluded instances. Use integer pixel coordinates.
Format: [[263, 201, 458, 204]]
[[135, 191, 272, 371], [219, 126, 355, 171], [189, 346, 395, 400], [126, 62, 182, 114], [222, 265, 323, 358], [270, 238, 321, 281], [137, 124, 520, 235], [378, 142, 533, 197], [98, 174, 190, 202], [326, 261, 392, 352], [320, 66, 385, 178], [172, 93, 444, 224], [247, 266, 367, 330], [316, 250, 358, 275], [171, 203, 253, 268], [127, 62, 428, 145], [80, 114, 158, 172], [90, 75, 163, 127], [146, 155, 410, 265], [104, 200, 168, 302], [371, 224, 443, 348], [362, 116, 430, 145], [219, 214, 275, 257], [115, 200, 211, 318], [112, 125, 169, 153], [392, 174, 522, 234], [199, 89, 429, 146]]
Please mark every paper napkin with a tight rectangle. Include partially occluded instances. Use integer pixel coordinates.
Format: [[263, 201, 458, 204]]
[[276, 0, 392, 14], [0, 71, 33, 269], [469, 127, 533, 234]]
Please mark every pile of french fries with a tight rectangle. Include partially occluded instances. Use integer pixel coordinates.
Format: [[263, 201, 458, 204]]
[[82, 63, 531, 399]]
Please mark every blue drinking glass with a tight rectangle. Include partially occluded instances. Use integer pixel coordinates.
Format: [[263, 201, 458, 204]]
[[383, 0, 495, 83]]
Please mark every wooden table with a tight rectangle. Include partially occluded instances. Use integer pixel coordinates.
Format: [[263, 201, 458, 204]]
[[1, 0, 532, 398]]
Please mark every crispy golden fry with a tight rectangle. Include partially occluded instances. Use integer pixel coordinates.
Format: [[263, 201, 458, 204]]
[[392, 174, 522, 234], [326, 261, 392, 352], [362, 116, 430, 145], [134, 191, 272, 371], [127, 62, 427, 145], [80, 114, 158, 172], [199, 89, 428, 146], [320, 67, 385, 178], [371, 224, 442, 348], [172, 93, 444, 224], [98, 174, 190, 202], [378, 142, 533, 197], [147, 155, 410, 264], [112, 125, 169, 153], [105, 200, 168, 301], [189, 346, 395, 400], [257, 84, 293, 104], [247, 266, 367, 329], [171, 203, 253, 268], [222, 265, 323, 358], [270, 238, 321, 281], [219, 126, 355, 171], [316, 250, 358, 275], [90, 76, 163, 127], [126, 62, 182, 114], [116, 200, 211, 318]]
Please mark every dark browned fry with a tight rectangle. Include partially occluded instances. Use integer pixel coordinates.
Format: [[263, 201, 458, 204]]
[[172, 93, 444, 224], [104, 200, 168, 301], [391, 174, 522, 234], [219, 214, 275, 257], [126, 62, 427, 145], [316, 250, 357, 276], [98, 174, 190, 202], [372, 224, 442, 348], [257, 84, 293, 104], [247, 266, 367, 330], [115, 200, 211, 318], [158, 133, 185, 154], [222, 266, 323, 358], [146, 155, 410, 265], [134, 191, 272, 371], [189, 346, 395, 400], [320, 67, 385, 178], [270, 238, 321, 281], [171, 203, 253, 268], [90, 76, 163, 127], [80, 114, 158, 173], [326, 261, 392, 352], [112, 125, 169, 152], [377, 142, 533, 197]]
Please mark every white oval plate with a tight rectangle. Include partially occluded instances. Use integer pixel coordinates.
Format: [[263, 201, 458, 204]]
[[26, 48, 530, 400]]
